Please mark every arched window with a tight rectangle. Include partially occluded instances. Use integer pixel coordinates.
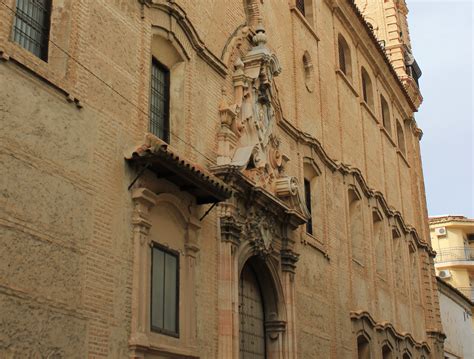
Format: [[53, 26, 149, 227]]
[[409, 243, 420, 299], [349, 188, 364, 263], [373, 209, 385, 276], [392, 227, 405, 291], [357, 335, 371, 359], [303, 51, 315, 92], [402, 352, 411, 359], [239, 260, 266, 358], [304, 178, 313, 234], [361, 67, 374, 109], [382, 344, 392, 359], [303, 158, 321, 236], [380, 95, 391, 135], [338, 35, 352, 79], [397, 121, 406, 155]]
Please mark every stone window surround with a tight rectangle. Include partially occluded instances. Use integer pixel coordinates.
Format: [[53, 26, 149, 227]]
[[129, 187, 201, 358], [0, 0, 80, 107]]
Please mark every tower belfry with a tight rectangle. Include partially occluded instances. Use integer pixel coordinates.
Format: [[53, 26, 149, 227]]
[[355, 0, 422, 103]]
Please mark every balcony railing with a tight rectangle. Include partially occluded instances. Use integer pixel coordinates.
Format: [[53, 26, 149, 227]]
[[457, 287, 474, 302], [434, 247, 474, 263]]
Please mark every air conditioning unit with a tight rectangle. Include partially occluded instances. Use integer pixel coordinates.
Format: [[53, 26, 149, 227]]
[[438, 270, 451, 279], [435, 227, 447, 237]]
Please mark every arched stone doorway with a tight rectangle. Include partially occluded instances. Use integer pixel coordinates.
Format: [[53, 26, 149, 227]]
[[239, 260, 266, 358]]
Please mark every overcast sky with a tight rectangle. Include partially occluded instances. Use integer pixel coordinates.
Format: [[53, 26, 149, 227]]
[[408, 0, 473, 217]]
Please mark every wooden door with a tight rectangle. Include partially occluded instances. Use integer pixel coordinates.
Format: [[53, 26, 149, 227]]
[[239, 264, 266, 359]]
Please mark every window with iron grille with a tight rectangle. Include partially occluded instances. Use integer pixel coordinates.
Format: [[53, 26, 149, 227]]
[[296, 0, 305, 16], [150, 58, 170, 142], [12, 0, 52, 61], [304, 178, 313, 235], [151, 244, 179, 337]]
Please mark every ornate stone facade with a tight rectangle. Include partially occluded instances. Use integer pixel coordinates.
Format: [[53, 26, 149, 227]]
[[0, 0, 444, 358]]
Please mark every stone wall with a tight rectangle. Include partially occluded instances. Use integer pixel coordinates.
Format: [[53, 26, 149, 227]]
[[0, 0, 444, 358]]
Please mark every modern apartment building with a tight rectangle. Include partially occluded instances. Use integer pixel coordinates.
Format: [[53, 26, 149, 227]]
[[430, 216, 474, 302]]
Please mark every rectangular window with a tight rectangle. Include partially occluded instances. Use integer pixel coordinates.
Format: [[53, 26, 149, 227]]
[[151, 245, 179, 336], [12, 0, 52, 61], [304, 179, 313, 235], [150, 58, 170, 142]]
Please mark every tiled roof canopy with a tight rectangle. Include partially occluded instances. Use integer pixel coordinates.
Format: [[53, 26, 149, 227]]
[[126, 136, 232, 204]]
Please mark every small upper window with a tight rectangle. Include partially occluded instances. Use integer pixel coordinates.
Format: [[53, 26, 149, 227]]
[[12, 0, 52, 61], [338, 35, 352, 79], [396, 121, 406, 155], [357, 335, 371, 359], [296, 0, 306, 16], [361, 67, 374, 109], [150, 58, 170, 142], [380, 95, 391, 135], [382, 345, 392, 359], [304, 178, 313, 235], [151, 244, 179, 336]]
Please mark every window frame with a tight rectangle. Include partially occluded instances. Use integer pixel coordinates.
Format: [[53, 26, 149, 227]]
[[304, 178, 313, 235], [150, 242, 180, 338], [338, 34, 352, 79], [149, 57, 171, 143], [12, 0, 52, 61], [296, 0, 306, 16], [380, 95, 391, 135]]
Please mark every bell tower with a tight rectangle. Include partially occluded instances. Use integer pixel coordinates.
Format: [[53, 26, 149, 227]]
[[355, 0, 422, 105]]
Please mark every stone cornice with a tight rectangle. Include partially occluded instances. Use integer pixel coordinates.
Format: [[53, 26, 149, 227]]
[[350, 310, 435, 352], [278, 117, 435, 256]]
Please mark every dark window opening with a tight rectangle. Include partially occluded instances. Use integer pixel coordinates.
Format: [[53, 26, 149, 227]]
[[304, 178, 313, 235], [357, 336, 371, 359], [12, 0, 52, 61], [151, 245, 179, 337], [296, 0, 305, 16], [338, 35, 352, 78], [380, 95, 391, 135], [150, 58, 170, 143]]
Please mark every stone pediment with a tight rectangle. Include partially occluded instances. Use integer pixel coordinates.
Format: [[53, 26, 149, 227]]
[[216, 24, 309, 222]]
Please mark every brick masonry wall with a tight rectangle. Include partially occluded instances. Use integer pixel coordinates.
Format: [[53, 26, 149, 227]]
[[0, 0, 443, 358]]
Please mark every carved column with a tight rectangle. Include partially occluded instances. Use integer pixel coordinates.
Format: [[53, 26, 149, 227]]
[[280, 238, 299, 359], [184, 217, 201, 347], [130, 188, 157, 350], [217, 215, 242, 359], [265, 316, 287, 359]]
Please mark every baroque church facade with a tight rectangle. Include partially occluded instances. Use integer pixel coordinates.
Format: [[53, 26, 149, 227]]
[[0, 0, 445, 358]]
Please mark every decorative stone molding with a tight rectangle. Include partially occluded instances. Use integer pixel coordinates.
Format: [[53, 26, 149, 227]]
[[142, 0, 227, 77], [351, 311, 433, 356], [216, 24, 309, 225], [220, 215, 242, 247], [265, 319, 287, 341], [280, 248, 299, 274], [129, 188, 202, 357]]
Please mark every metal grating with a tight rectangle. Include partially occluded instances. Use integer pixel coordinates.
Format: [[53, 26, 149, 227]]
[[296, 0, 305, 16], [150, 58, 170, 142], [239, 265, 266, 359], [12, 0, 52, 60]]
